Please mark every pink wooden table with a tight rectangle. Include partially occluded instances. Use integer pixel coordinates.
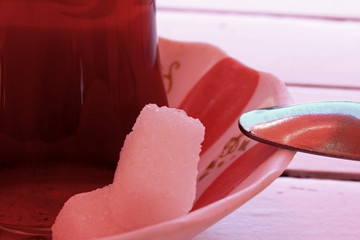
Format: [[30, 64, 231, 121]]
[[1, 2, 359, 240], [157, 1, 360, 239]]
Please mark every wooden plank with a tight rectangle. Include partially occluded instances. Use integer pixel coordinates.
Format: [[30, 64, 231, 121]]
[[157, 0, 360, 20], [157, 11, 360, 88], [193, 177, 360, 240], [286, 153, 360, 180], [288, 85, 360, 103]]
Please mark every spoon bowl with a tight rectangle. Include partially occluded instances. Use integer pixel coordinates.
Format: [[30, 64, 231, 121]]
[[239, 101, 360, 161]]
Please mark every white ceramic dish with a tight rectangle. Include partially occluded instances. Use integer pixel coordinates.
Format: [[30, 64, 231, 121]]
[[98, 38, 295, 240]]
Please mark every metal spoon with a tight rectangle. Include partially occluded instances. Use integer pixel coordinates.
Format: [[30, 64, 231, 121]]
[[239, 101, 360, 160]]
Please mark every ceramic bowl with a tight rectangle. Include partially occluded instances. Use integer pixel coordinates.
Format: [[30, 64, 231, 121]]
[[99, 38, 295, 240]]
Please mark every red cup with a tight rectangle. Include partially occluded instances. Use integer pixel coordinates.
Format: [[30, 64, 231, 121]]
[[0, 0, 167, 235]]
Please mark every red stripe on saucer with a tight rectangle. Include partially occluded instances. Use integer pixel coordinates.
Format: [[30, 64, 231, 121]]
[[192, 143, 277, 210], [179, 57, 259, 153]]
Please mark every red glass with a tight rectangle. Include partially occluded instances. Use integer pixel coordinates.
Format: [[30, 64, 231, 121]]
[[0, 0, 167, 234]]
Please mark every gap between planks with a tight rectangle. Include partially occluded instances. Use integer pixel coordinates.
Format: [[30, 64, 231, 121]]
[[282, 169, 360, 182], [157, 6, 360, 23]]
